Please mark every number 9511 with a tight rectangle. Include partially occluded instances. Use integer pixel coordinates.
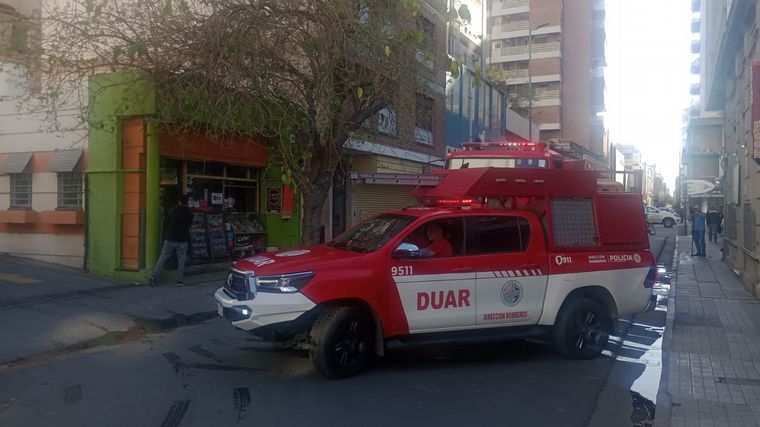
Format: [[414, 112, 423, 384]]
[[391, 266, 413, 276]]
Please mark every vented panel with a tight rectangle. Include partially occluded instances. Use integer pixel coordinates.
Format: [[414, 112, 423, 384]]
[[550, 198, 598, 247]]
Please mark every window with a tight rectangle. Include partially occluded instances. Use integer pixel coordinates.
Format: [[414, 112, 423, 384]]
[[416, 16, 434, 52], [415, 94, 434, 145], [469, 216, 530, 254], [402, 218, 465, 257], [377, 107, 397, 136], [550, 199, 598, 247], [58, 172, 83, 208], [10, 173, 32, 208]]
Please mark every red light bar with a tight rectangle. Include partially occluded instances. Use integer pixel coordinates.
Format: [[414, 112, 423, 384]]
[[435, 198, 475, 205]]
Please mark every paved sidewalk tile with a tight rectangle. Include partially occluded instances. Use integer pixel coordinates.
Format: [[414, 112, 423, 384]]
[[657, 236, 760, 427]]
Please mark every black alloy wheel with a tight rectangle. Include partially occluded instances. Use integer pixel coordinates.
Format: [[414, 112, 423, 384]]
[[309, 306, 374, 379], [553, 298, 611, 359]]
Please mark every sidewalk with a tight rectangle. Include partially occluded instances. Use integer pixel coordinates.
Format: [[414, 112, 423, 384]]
[[0, 256, 229, 365], [657, 236, 760, 427]]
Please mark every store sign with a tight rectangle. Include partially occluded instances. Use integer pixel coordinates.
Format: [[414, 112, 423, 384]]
[[266, 187, 282, 213], [685, 178, 723, 197], [236, 234, 252, 246]]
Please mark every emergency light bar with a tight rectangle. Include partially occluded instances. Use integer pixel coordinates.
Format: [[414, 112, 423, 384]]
[[462, 141, 546, 151]]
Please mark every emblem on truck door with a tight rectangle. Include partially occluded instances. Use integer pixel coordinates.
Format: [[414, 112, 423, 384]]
[[500, 280, 523, 306]]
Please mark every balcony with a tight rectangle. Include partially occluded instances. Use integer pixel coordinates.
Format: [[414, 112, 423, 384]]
[[504, 69, 529, 79], [502, 20, 529, 33], [593, 0, 605, 12], [500, 45, 528, 56], [592, 66, 605, 78], [690, 83, 700, 95], [691, 58, 700, 74], [691, 0, 700, 12], [691, 18, 700, 33], [532, 41, 560, 53], [502, 0, 529, 9], [691, 39, 700, 53], [534, 89, 560, 101]]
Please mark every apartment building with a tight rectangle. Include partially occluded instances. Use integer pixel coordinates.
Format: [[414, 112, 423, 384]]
[[0, 0, 87, 268], [485, 0, 605, 155], [702, 0, 760, 291], [681, 0, 724, 215]]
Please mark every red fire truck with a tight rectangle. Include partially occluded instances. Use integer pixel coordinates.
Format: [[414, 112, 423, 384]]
[[215, 167, 656, 379]]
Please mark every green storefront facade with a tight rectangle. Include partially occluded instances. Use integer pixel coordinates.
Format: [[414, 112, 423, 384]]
[[86, 71, 300, 281]]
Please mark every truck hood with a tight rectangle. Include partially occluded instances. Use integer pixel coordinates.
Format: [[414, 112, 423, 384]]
[[232, 245, 366, 276]]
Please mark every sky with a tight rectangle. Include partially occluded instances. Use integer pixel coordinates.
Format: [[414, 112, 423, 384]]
[[605, 0, 694, 193]]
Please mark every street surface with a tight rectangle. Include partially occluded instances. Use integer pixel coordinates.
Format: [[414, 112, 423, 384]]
[[0, 227, 675, 427]]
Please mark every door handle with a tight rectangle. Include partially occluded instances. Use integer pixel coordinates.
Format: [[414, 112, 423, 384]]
[[452, 267, 473, 273]]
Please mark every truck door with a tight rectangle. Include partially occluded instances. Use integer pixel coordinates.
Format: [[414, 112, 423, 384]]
[[389, 217, 477, 333], [468, 215, 549, 326]]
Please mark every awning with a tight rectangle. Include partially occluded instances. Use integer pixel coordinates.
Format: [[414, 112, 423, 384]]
[[48, 150, 83, 172], [0, 152, 33, 174]]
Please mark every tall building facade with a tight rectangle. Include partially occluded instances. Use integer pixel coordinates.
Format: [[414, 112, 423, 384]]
[[485, 0, 606, 155], [701, 0, 760, 291], [681, 0, 724, 215]]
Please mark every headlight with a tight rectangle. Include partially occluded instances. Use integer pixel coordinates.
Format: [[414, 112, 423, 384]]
[[256, 271, 315, 293]]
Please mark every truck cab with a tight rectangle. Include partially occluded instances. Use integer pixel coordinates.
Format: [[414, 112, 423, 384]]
[[215, 168, 656, 379]]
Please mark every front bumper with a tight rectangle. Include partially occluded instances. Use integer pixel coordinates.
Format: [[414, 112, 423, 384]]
[[214, 288, 317, 331]]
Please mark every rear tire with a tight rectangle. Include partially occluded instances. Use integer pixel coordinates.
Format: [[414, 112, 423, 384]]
[[553, 298, 611, 359], [663, 218, 675, 228], [309, 305, 374, 379]]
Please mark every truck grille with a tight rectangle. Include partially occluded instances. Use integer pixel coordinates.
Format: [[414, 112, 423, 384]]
[[225, 271, 250, 301]]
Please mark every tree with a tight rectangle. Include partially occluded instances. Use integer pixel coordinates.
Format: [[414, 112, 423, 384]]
[[37, 0, 428, 244]]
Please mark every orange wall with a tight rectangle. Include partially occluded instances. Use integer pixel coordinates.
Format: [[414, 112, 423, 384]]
[[121, 117, 146, 269]]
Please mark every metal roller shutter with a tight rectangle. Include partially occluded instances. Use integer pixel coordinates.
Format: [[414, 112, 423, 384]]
[[354, 184, 417, 222]]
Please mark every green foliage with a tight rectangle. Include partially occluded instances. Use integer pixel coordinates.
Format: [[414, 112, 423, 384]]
[[42, 0, 426, 243]]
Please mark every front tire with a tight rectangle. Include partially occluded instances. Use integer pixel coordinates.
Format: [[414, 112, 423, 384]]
[[309, 306, 375, 379], [553, 298, 611, 359], [663, 218, 675, 228]]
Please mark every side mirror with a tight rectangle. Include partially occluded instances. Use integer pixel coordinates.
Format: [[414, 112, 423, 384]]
[[392, 243, 420, 259]]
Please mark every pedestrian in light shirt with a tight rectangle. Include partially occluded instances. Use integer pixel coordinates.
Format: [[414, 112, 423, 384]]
[[690, 205, 707, 257]]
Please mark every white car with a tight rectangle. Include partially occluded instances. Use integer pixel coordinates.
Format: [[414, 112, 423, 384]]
[[644, 206, 680, 228]]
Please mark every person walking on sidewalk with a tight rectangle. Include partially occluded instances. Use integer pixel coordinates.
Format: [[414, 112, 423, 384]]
[[690, 204, 707, 257], [149, 195, 194, 287], [706, 206, 721, 243]]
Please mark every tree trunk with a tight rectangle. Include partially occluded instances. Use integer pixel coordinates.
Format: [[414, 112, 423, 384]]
[[300, 168, 335, 246]]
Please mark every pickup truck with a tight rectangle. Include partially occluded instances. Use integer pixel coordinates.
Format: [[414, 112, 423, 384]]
[[215, 168, 657, 379]]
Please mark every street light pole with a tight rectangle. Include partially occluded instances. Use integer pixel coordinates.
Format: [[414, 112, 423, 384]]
[[527, 22, 549, 141]]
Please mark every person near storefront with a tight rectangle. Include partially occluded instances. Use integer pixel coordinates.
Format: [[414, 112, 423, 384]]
[[149, 194, 194, 287]]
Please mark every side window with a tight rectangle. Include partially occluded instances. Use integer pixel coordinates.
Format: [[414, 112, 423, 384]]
[[550, 198, 598, 247], [402, 218, 464, 258], [468, 216, 531, 254]]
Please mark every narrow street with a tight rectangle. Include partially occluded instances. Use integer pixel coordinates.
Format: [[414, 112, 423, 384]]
[[0, 227, 675, 427]]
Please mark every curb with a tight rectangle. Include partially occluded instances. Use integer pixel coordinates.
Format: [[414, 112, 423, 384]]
[[654, 235, 680, 427]]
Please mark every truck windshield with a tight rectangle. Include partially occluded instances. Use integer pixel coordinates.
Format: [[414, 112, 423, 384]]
[[328, 214, 415, 253], [447, 157, 547, 169]]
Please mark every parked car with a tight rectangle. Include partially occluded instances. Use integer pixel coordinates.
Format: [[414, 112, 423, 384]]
[[644, 206, 680, 228]]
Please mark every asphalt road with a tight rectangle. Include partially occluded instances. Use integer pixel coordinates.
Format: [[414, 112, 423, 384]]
[[0, 227, 677, 427]]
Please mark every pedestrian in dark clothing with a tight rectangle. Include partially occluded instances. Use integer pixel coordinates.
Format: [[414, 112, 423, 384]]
[[149, 195, 194, 287], [706, 207, 721, 243], [690, 205, 707, 257]]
